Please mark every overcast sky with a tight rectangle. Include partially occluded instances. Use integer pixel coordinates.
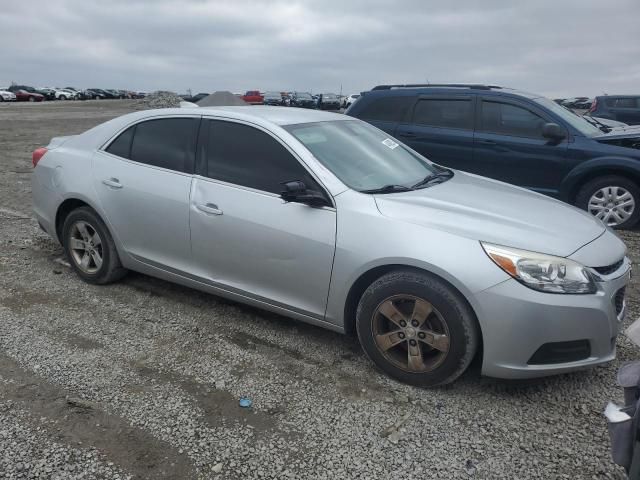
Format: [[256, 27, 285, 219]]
[[1, 0, 638, 97]]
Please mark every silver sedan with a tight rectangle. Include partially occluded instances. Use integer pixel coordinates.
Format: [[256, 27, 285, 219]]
[[32, 106, 630, 386]]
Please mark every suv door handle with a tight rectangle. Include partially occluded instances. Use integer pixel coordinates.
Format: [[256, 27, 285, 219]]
[[478, 139, 497, 145], [399, 131, 416, 138], [196, 203, 223, 215], [102, 178, 123, 189], [477, 139, 509, 152]]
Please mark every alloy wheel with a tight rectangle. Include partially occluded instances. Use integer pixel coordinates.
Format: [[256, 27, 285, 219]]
[[588, 186, 635, 226], [68, 221, 103, 274], [372, 295, 450, 373]]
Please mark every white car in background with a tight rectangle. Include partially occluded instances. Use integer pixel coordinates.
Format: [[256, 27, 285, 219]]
[[54, 88, 78, 100], [0, 88, 17, 102], [343, 93, 360, 108]]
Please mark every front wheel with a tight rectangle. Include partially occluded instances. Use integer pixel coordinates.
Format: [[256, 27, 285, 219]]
[[356, 270, 479, 387], [575, 176, 640, 229]]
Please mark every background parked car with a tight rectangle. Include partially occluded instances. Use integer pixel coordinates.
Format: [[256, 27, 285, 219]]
[[263, 91, 285, 106], [8, 85, 49, 101], [343, 93, 360, 108], [13, 89, 44, 102], [36, 88, 58, 100], [588, 95, 640, 125], [241, 90, 264, 104], [347, 83, 640, 228], [316, 93, 341, 110], [84, 89, 106, 100], [0, 89, 17, 102], [561, 97, 590, 108], [289, 91, 315, 108]]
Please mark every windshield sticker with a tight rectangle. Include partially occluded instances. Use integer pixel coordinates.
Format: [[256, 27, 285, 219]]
[[382, 138, 399, 150]]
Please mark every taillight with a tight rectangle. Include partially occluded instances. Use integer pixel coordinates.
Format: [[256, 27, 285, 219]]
[[32, 147, 48, 168], [588, 98, 597, 113]]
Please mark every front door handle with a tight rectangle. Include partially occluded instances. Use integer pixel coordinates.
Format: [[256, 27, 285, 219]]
[[196, 203, 223, 215], [477, 139, 509, 152], [399, 131, 416, 138], [102, 178, 123, 189]]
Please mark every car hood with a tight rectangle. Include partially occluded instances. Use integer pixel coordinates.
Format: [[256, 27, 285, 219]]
[[593, 124, 640, 140], [374, 171, 605, 257]]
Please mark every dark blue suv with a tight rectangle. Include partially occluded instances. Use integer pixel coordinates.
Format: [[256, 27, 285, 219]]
[[346, 84, 640, 228]]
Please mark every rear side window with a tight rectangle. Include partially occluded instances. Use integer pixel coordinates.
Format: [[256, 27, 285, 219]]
[[355, 96, 413, 122], [204, 120, 320, 195], [607, 98, 639, 108], [412, 99, 473, 129], [106, 126, 134, 158], [129, 118, 197, 173], [479, 101, 546, 138]]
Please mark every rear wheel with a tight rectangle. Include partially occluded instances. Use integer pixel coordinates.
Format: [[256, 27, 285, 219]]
[[62, 207, 127, 284], [356, 270, 479, 387], [575, 175, 640, 229]]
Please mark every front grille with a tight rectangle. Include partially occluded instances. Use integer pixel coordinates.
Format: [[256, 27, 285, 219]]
[[615, 287, 626, 316], [594, 258, 624, 276], [527, 340, 591, 365]]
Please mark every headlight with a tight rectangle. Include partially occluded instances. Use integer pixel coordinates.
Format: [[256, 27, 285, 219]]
[[481, 242, 596, 294]]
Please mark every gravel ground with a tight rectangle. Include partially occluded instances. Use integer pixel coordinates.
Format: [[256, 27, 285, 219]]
[[0, 99, 637, 479]]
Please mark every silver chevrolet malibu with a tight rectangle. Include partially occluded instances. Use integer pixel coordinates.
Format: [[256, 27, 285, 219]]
[[32, 106, 630, 387]]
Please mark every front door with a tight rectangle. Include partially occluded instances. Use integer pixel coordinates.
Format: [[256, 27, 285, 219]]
[[189, 118, 336, 319], [472, 98, 569, 196]]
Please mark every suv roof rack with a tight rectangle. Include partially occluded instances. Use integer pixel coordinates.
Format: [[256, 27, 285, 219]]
[[371, 83, 502, 91]]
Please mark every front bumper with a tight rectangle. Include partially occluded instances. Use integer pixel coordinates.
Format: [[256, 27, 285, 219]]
[[475, 258, 630, 379]]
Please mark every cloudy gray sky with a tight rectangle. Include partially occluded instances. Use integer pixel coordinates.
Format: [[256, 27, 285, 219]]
[[1, 0, 638, 97]]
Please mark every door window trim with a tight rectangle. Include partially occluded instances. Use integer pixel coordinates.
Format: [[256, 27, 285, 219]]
[[197, 116, 335, 208], [99, 115, 201, 175]]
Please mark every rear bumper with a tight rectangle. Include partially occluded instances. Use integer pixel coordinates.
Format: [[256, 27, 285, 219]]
[[475, 260, 630, 379]]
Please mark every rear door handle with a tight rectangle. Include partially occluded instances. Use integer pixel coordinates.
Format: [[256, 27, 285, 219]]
[[196, 203, 223, 215], [399, 131, 416, 138], [102, 178, 123, 189]]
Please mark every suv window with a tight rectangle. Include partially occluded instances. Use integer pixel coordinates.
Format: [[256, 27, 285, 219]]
[[205, 120, 321, 195], [480, 101, 546, 138], [130, 118, 196, 172], [608, 97, 639, 108], [356, 96, 413, 122], [412, 99, 473, 129]]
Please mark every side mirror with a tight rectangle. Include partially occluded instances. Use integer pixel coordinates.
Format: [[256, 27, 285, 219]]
[[542, 123, 567, 142], [281, 181, 329, 208]]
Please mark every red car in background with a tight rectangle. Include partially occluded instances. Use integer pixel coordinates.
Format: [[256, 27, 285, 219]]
[[15, 90, 44, 102], [241, 90, 264, 104]]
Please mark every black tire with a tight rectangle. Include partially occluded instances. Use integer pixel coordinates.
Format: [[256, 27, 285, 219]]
[[575, 175, 640, 229], [62, 207, 127, 284], [356, 270, 479, 387]]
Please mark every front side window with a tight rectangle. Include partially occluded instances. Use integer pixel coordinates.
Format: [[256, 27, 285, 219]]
[[412, 99, 473, 129], [205, 120, 320, 195], [480, 101, 546, 138], [285, 120, 439, 191]]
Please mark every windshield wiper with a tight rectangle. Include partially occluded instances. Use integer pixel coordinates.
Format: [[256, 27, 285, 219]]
[[583, 115, 612, 133], [360, 184, 413, 194], [412, 169, 454, 189]]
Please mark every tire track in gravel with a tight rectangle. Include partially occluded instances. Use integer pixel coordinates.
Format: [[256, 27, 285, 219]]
[[0, 353, 196, 479]]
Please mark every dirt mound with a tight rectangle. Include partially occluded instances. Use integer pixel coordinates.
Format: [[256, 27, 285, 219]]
[[134, 91, 182, 109], [197, 91, 247, 107]]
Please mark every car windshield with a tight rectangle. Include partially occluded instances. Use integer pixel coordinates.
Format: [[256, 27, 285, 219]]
[[296, 93, 312, 99], [533, 97, 602, 136], [323, 94, 337, 99], [264, 92, 281, 98], [284, 120, 439, 192]]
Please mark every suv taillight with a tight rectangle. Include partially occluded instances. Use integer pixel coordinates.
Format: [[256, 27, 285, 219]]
[[32, 147, 48, 167], [588, 98, 597, 113]]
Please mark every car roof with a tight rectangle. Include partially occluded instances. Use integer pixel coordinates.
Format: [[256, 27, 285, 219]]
[[364, 85, 541, 100]]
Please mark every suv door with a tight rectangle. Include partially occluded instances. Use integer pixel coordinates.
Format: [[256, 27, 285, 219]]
[[395, 95, 475, 171], [473, 98, 569, 195], [190, 118, 336, 320], [93, 116, 199, 272]]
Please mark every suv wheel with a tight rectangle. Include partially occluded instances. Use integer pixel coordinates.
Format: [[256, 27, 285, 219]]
[[576, 175, 640, 229], [62, 207, 127, 284], [356, 270, 479, 387]]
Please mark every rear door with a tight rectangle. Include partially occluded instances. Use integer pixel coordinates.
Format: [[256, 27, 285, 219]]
[[472, 97, 569, 195], [92, 116, 199, 272], [189, 118, 336, 319], [395, 95, 475, 171]]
